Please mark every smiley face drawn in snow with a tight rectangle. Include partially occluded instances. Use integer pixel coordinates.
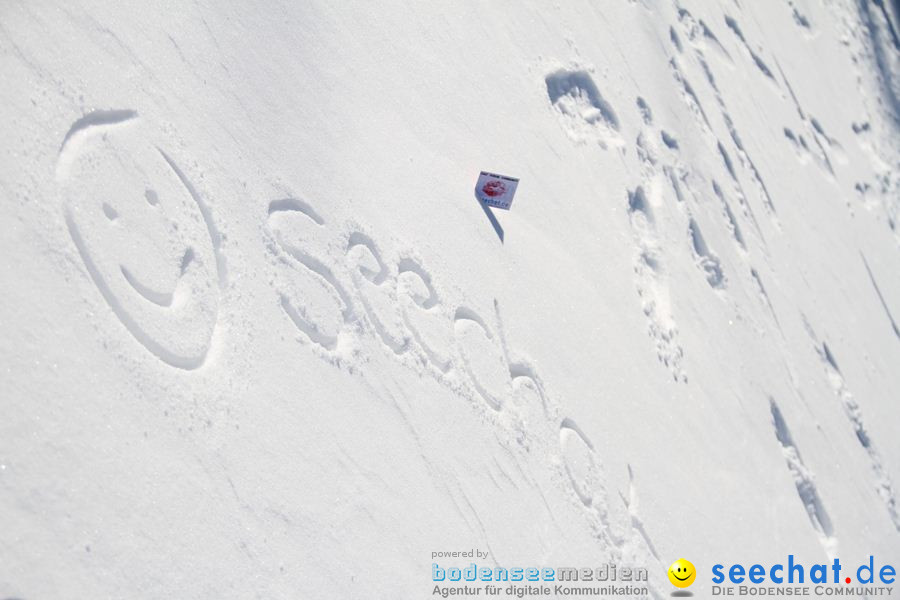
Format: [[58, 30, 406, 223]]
[[59, 115, 223, 369]]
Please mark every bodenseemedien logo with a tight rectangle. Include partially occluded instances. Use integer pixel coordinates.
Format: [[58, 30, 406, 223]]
[[432, 562, 650, 597]]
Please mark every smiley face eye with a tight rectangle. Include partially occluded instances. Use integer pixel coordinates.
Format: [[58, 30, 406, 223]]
[[102, 202, 118, 221]]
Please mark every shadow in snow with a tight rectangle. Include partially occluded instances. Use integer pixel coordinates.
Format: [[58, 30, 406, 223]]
[[474, 192, 504, 243]]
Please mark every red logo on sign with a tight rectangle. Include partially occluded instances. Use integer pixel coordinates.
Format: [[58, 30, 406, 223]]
[[482, 180, 507, 197]]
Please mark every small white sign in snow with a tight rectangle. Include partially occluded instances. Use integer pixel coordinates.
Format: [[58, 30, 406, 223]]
[[475, 171, 519, 210]]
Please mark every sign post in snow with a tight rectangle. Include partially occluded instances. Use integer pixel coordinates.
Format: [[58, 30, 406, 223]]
[[476, 171, 519, 210]]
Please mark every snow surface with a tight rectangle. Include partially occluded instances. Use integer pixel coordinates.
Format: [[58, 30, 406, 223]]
[[1, 1, 899, 598]]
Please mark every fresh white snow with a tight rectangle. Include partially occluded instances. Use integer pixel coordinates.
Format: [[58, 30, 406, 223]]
[[1, 1, 899, 598]]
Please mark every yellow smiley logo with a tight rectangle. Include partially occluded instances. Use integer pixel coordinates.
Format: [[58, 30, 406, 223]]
[[668, 558, 696, 588]]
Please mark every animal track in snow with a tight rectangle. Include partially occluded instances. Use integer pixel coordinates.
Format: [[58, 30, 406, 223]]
[[750, 267, 782, 332], [783, 127, 814, 164], [803, 318, 900, 531], [660, 130, 679, 149], [809, 118, 842, 152], [545, 69, 623, 149], [860, 253, 900, 342], [688, 218, 726, 289], [636, 96, 653, 125], [777, 59, 842, 184], [648, 55, 746, 290], [629, 94, 692, 382], [700, 53, 778, 228], [769, 398, 838, 557], [807, 116, 847, 171], [668, 58, 712, 133], [671, 10, 779, 231], [781, 94, 843, 178], [626, 185, 686, 382], [675, 7, 734, 64], [670, 26, 684, 53], [723, 15, 780, 87], [786, 0, 812, 32], [663, 166, 688, 205], [718, 115, 778, 227], [712, 180, 746, 252], [628, 104, 728, 289], [59, 114, 223, 370]]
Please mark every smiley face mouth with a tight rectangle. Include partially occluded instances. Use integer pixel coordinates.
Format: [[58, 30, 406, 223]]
[[671, 572, 692, 581], [120, 247, 195, 308]]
